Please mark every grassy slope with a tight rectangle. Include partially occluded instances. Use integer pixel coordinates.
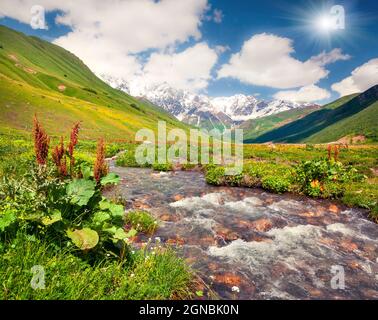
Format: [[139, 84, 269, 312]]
[[0, 25, 188, 140], [242, 105, 321, 142], [247, 90, 378, 143], [307, 101, 378, 143]]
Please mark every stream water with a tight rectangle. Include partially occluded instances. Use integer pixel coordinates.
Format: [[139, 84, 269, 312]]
[[104, 164, 378, 300]]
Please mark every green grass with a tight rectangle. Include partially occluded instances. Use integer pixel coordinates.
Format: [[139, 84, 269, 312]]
[[249, 89, 378, 143], [0, 132, 194, 300], [0, 25, 189, 140], [113, 139, 377, 218], [207, 144, 378, 219], [0, 233, 192, 300], [242, 105, 321, 142]]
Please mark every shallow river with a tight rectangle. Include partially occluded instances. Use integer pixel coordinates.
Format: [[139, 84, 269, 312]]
[[105, 165, 378, 300]]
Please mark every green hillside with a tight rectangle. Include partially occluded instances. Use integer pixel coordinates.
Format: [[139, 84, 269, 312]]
[[0, 25, 188, 140], [247, 88, 378, 143], [241, 105, 321, 141]]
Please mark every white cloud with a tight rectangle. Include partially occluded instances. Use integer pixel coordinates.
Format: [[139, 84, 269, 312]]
[[331, 58, 378, 96], [310, 48, 351, 66], [214, 45, 230, 55], [218, 33, 349, 89], [0, 0, 215, 91], [274, 85, 331, 103], [139, 42, 218, 92]]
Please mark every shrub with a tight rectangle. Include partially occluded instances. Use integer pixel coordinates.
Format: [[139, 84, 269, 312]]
[[152, 163, 172, 172], [82, 87, 98, 94], [321, 181, 345, 199], [130, 103, 144, 113], [106, 144, 121, 158], [224, 172, 244, 186], [294, 158, 363, 198], [261, 175, 290, 193], [205, 165, 225, 185], [124, 210, 158, 234], [181, 163, 197, 171], [116, 151, 141, 167]]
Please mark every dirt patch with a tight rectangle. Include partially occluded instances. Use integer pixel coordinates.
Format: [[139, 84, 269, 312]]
[[23, 67, 37, 74], [370, 168, 378, 177], [14, 60, 37, 74], [8, 54, 19, 62], [58, 84, 66, 91], [337, 135, 366, 145]]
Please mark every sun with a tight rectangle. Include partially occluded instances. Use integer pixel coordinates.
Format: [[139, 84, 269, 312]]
[[316, 15, 334, 32]]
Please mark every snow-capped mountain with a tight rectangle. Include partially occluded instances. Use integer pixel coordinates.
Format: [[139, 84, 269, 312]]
[[100, 75, 316, 129]]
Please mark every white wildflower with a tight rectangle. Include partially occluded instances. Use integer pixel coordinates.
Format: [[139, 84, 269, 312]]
[[231, 286, 240, 293]]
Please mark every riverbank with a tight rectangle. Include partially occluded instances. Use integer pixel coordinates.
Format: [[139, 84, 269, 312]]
[[114, 143, 378, 221]]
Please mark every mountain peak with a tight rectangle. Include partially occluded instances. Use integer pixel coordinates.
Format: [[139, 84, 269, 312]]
[[100, 75, 317, 129]]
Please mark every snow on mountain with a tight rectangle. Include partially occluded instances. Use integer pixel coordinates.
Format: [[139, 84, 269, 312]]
[[100, 75, 316, 129]]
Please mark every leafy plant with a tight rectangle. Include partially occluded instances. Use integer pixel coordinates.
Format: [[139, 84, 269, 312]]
[[66, 179, 96, 206], [125, 210, 158, 234], [261, 175, 290, 193], [294, 158, 363, 198], [116, 151, 140, 167], [205, 165, 225, 185], [67, 228, 99, 250], [152, 162, 173, 172]]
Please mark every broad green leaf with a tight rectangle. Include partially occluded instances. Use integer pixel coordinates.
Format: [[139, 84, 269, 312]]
[[80, 164, 93, 180], [92, 211, 111, 225], [113, 228, 137, 241], [103, 225, 117, 235], [124, 228, 137, 238], [66, 228, 99, 250], [196, 290, 204, 297], [113, 228, 128, 240], [41, 210, 62, 226], [109, 203, 125, 218], [100, 173, 120, 186], [99, 198, 111, 210], [66, 179, 96, 206], [0, 211, 17, 231]]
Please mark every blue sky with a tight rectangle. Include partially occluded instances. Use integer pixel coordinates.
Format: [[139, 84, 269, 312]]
[[1, 0, 377, 104], [203, 0, 378, 101]]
